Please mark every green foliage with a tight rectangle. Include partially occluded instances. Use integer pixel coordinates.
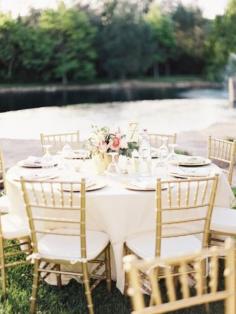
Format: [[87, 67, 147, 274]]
[[39, 5, 96, 83], [97, 1, 155, 79], [0, 5, 96, 83], [145, 4, 176, 76], [171, 4, 209, 75], [205, 0, 236, 80], [0, 0, 231, 83]]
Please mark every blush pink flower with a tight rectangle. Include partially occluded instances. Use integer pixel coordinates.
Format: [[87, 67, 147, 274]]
[[110, 136, 120, 151]]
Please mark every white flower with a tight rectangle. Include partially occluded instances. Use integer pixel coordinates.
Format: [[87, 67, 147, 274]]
[[120, 137, 128, 149]]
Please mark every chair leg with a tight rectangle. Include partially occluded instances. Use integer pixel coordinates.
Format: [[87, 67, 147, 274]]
[[82, 262, 94, 314], [124, 244, 129, 296], [201, 259, 210, 313], [0, 237, 7, 298], [24, 236, 32, 255], [105, 244, 111, 292], [56, 264, 62, 288], [30, 259, 40, 314]]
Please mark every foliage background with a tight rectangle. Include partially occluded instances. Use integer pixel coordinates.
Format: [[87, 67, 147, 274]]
[[0, 0, 235, 84]]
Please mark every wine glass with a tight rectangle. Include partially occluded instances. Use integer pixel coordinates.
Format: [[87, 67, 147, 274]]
[[62, 143, 73, 157], [167, 144, 179, 164], [41, 145, 54, 168], [106, 152, 119, 175], [78, 149, 90, 173], [153, 137, 169, 178], [158, 136, 169, 160]]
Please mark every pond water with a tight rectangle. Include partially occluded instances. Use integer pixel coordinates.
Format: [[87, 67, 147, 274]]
[[0, 86, 228, 112], [0, 86, 187, 112], [0, 87, 235, 140]]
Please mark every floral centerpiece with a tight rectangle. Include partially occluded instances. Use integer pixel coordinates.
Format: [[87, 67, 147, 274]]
[[88, 126, 121, 173], [88, 126, 122, 154], [88, 125, 139, 173]]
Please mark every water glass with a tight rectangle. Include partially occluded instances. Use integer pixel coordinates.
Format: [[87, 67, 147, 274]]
[[41, 145, 55, 168]]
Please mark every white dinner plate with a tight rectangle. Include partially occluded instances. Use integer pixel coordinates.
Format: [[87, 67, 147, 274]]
[[18, 160, 43, 168], [18, 160, 58, 168], [62, 181, 107, 192], [14, 173, 59, 181], [169, 167, 211, 179], [125, 182, 171, 191], [178, 156, 211, 167]]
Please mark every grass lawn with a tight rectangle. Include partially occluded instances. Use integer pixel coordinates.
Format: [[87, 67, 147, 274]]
[[0, 253, 225, 314], [0, 186, 234, 313], [233, 187, 236, 197]]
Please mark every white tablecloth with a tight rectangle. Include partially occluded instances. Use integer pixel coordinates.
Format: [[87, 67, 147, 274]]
[[5, 162, 235, 292]]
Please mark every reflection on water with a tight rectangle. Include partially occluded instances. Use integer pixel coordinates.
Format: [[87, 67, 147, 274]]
[[0, 87, 184, 112], [0, 96, 235, 140], [180, 88, 228, 99]]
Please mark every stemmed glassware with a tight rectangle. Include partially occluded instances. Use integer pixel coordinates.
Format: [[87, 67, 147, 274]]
[[167, 144, 179, 164], [158, 136, 169, 161], [41, 145, 55, 168], [78, 149, 90, 173], [153, 137, 169, 178], [106, 152, 119, 175]]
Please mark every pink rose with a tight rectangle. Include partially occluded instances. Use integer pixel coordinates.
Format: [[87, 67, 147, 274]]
[[110, 136, 120, 151]]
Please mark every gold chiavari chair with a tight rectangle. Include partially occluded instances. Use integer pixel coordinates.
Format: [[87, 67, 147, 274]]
[[207, 136, 236, 247], [0, 149, 31, 297], [124, 238, 236, 314], [148, 133, 177, 149], [0, 149, 4, 192], [20, 178, 111, 314], [0, 148, 10, 213], [207, 136, 236, 186], [124, 176, 219, 292], [0, 149, 8, 212], [40, 131, 80, 154]]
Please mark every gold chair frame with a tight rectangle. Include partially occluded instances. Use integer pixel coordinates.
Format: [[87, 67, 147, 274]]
[[148, 133, 177, 148], [40, 131, 80, 154], [124, 238, 236, 314], [208, 136, 236, 185], [0, 149, 31, 297], [0, 222, 31, 298], [0, 149, 5, 192], [21, 178, 111, 314], [124, 176, 219, 293]]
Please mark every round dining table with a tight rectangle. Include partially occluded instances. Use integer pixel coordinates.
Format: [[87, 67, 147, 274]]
[[5, 158, 235, 292]]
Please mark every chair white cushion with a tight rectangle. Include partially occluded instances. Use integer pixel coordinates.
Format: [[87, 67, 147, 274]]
[[1, 214, 30, 239], [37, 229, 109, 262], [126, 231, 201, 259], [211, 207, 236, 234], [0, 195, 10, 214]]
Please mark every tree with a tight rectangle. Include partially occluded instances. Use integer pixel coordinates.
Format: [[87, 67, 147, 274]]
[[205, 0, 236, 80], [97, 1, 155, 79], [0, 17, 27, 80], [227, 0, 236, 15], [171, 4, 208, 75], [39, 4, 97, 83], [145, 4, 176, 77]]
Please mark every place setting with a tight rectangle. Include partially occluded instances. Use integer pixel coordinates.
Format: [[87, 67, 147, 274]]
[[0, 1, 236, 313], [168, 155, 216, 179]]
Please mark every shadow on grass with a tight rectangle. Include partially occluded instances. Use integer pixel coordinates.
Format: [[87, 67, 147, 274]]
[[0, 261, 225, 314]]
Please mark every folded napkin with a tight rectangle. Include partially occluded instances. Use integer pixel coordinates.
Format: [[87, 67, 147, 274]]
[[170, 167, 210, 178], [15, 172, 58, 181], [62, 180, 96, 192], [178, 156, 209, 165], [19, 156, 42, 167], [130, 179, 155, 190]]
